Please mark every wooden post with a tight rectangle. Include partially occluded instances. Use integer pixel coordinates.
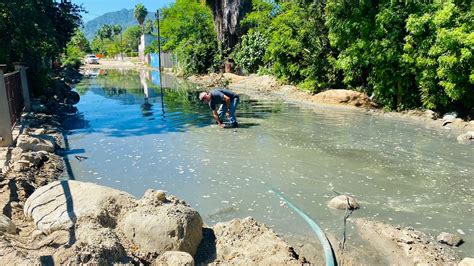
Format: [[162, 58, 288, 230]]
[[0, 65, 13, 147], [14, 63, 31, 112]]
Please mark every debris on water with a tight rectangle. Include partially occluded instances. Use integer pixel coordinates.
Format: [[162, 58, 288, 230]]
[[75, 155, 88, 161]]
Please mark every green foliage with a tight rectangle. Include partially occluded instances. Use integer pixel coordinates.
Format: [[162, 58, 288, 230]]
[[122, 25, 142, 55], [62, 29, 90, 69], [161, 0, 217, 75], [265, 2, 334, 92], [403, 1, 473, 113], [233, 31, 268, 74], [134, 4, 148, 28], [0, 0, 82, 95], [92, 24, 126, 57], [0, 0, 82, 70], [240, 0, 276, 35]]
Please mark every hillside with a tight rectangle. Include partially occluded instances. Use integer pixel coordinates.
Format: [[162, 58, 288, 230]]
[[83, 8, 154, 40]]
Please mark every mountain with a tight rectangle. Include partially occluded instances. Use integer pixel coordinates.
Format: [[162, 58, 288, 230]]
[[83, 8, 154, 40]]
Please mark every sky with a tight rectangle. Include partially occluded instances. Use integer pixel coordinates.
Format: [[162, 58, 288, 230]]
[[72, 0, 175, 22]]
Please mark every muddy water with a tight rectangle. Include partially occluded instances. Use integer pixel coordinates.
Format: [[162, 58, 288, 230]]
[[65, 69, 473, 257]]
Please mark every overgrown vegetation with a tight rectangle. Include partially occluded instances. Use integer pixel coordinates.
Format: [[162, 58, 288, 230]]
[[160, 0, 217, 75], [157, 0, 472, 115], [0, 0, 82, 93]]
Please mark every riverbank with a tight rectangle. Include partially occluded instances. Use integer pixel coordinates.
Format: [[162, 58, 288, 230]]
[[188, 73, 474, 142]]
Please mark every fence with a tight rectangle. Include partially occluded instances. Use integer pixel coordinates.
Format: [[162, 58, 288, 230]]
[[147, 52, 178, 69], [4, 72, 24, 126], [0, 64, 31, 147]]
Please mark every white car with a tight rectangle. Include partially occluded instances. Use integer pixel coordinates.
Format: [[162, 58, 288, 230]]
[[86, 54, 99, 64]]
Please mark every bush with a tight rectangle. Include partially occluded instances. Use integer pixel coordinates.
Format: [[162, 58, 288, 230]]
[[233, 31, 268, 74]]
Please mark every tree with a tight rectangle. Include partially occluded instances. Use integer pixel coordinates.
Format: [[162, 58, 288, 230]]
[[112, 25, 122, 36], [134, 4, 148, 32], [403, 1, 474, 114], [0, 0, 83, 93], [264, 1, 334, 92], [204, 0, 252, 58], [97, 24, 113, 40], [122, 25, 142, 55], [62, 29, 90, 69], [161, 0, 217, 75]]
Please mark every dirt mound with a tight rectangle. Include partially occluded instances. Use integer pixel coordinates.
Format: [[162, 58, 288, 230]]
[[195, 217, 305, 265], [311, 89, 374, 107]]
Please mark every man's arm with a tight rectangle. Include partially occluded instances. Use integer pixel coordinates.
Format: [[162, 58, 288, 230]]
[[212, 110, 225, 128]]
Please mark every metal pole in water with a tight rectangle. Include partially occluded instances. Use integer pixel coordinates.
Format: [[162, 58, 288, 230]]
[[156, 9, 165, 116]]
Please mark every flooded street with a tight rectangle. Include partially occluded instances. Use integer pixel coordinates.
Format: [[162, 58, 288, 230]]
[[65, 69, 473, 257]]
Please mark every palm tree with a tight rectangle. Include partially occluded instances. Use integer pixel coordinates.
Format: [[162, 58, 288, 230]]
[[112, 25, 123, 59], [134, 4, 148, 32], [97, 25, 113, 40], [112, 25, 122, 37]]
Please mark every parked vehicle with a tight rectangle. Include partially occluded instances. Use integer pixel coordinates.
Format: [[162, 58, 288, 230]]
[[85, 54, 99, 64]]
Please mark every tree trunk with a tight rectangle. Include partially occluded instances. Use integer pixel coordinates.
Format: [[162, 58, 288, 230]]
[[205, 0, 252, 52]]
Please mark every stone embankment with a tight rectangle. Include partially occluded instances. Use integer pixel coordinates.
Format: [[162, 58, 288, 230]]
[[189, 73, 474, 143]]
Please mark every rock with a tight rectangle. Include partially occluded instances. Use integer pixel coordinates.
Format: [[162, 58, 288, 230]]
[[24, 180, 135, 234], [0, 214, 16, 234], [457, 131, 474, 144], [442, 113, 458, 126], [437, 232, 463, 246], [121, 192, 203, 258], [154, 251, 195, 266], [17, 134, 55, 153], [443, 112, 458, 120], [12, 160, 31, 172], [20, 151, 48, 167], [459, 258, 474, 266], [205, 217, 301, 264], [328, 195, 360, 210], [31, 103, 48, 113], [156, 190, 167, 202], [423, 110, 438, 120], [66, 91, 80, 105]]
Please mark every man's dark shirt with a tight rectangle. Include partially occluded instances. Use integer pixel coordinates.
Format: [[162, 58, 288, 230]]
[[208, 89, 238, 110]]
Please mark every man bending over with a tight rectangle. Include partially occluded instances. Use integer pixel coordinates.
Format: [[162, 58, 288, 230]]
[[199, 89, 240, 128]]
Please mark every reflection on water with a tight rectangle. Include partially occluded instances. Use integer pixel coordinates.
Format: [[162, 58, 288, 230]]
[[66, 69, 474, 257]]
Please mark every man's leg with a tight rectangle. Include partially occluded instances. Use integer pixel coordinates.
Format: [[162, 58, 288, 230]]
[[217, 104, 227, 123], [229, 97, 239, 126]]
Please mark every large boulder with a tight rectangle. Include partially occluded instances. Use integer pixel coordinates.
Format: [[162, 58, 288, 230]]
[[121, 190, 203, 258], [328, 195, 360, 210], [209, 217, 301, 264], [24, 180, 135, 234]]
